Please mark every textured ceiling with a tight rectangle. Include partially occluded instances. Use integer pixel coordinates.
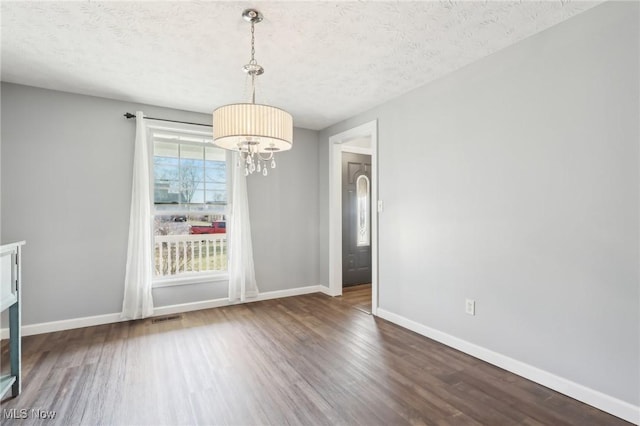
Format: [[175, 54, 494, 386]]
[[1, 1, 602, 130]]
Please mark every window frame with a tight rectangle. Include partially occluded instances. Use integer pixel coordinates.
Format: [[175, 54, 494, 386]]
[[146, 120, 231, 288]]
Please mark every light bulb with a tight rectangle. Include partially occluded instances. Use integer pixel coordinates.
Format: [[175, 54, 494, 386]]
[[257, 162, 261, 172], [250, 162, 256, 173], [246, 155, 252, 165], [271, 157, 276, 169], [244, 166, 249, 176], [263, 167, 268, 176]]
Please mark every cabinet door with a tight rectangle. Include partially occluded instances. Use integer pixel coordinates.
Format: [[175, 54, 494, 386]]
[[1, 249, 17, 311]]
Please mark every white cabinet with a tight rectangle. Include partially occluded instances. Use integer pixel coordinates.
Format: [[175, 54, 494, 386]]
[[0, 241, 25, 400]]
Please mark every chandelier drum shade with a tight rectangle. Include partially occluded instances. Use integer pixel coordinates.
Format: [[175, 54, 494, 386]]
[[213, 103, 293, 152], [212, 9, 293, 176]]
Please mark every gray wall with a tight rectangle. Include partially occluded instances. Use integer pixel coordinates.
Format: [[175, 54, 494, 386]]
[[319, 1, 638, 405], [249, 127, 320, 293], [0, 86, 2, 242], [1, 83, 319, 324]]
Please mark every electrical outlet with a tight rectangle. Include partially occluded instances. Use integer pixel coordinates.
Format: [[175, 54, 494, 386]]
[[465, 299, 475, 316]]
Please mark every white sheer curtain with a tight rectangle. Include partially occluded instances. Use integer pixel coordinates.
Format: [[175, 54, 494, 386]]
[[227, 152, 259, 302], [121, 111, 154, 319]]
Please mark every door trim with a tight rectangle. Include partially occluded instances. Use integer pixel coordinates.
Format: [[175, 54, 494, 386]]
[[328, 120, 378, 315]]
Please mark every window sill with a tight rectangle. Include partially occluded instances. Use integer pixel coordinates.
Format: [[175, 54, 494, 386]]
[[153, 272, 229, 288]]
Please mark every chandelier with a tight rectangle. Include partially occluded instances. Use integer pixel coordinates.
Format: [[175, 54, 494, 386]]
[[212, 9, 293, 177]]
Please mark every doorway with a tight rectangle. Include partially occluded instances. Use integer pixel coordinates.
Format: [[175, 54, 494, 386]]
[[328, 120, 378, 315]]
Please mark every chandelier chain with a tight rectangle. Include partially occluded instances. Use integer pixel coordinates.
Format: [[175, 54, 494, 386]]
[[250, 22, 256, 64], [250, 21, 257, 104]]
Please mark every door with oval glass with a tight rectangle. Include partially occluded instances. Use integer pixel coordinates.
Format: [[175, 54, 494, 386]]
[[342, 152, 372, 287]]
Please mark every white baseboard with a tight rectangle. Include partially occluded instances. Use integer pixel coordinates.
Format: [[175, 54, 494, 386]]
[[2, 312, 125, 339], [376, 308, 640, 425], [256, 285, 325, 301], [1, 285, 325, 339], [153, 285, 325, 316], [317, 285, 334, 296]]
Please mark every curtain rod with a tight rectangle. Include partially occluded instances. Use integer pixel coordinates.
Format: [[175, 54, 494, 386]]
[[123, 112, 213, 128]]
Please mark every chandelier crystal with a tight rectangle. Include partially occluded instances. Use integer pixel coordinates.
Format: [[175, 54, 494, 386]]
[[212, 9, 293, 177]]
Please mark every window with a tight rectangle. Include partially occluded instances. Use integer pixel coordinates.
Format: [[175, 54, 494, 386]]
[[356, 174, 370, 247], [151, 128, 228, 282]]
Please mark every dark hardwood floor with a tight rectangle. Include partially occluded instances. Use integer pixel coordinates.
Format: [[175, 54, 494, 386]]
[[0, 292, 630, 425], [341, 283, 372, 314]]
